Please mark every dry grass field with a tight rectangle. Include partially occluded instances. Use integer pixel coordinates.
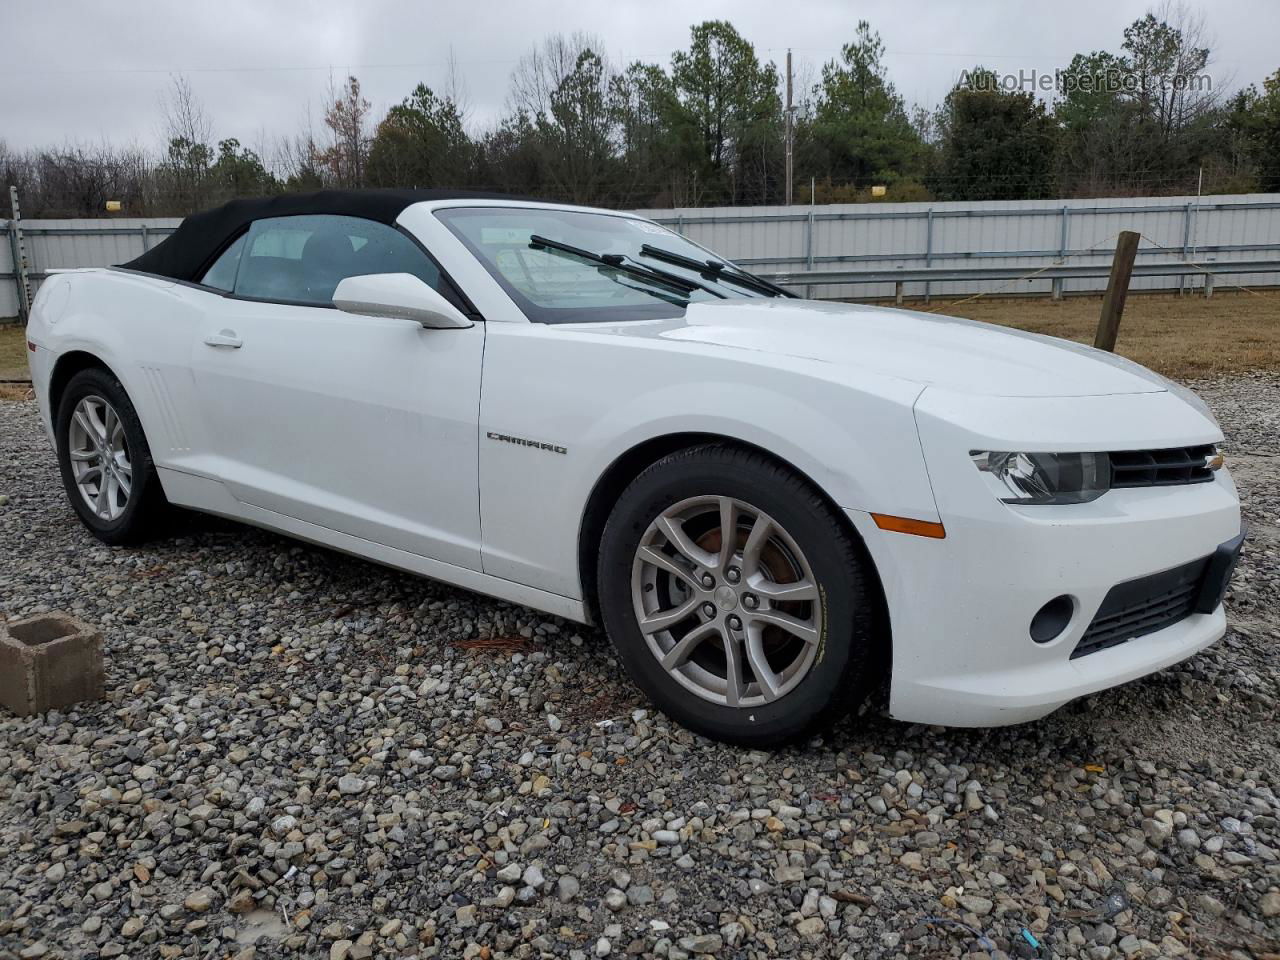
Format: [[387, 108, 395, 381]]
[[1, 288, 1276, 390], [931, 289, 1280, 381], [0, 324, 26, 378], [0, 324, 31, 400]]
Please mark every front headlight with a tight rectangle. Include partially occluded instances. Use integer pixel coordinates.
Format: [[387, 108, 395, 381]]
[[971, 451, 1110, 505]]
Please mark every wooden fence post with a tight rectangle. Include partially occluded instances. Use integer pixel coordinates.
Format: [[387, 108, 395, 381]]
[[1093, 231, 1140, 352]]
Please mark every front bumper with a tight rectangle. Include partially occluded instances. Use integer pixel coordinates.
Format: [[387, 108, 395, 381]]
[[852, 388, 1242, 728]]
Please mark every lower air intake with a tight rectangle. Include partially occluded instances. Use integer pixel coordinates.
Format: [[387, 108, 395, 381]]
[[1072, 556, 1209, 659]]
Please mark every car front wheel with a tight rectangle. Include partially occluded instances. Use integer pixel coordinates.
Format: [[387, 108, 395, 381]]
[[598, 444, 881, 745]]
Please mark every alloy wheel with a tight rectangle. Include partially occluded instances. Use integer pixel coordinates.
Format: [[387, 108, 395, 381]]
[[68, 395, 133, 521], [630, 495, 824, 708]]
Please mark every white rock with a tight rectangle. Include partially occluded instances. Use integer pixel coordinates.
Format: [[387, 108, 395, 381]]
[[337, 774, 367, 795]]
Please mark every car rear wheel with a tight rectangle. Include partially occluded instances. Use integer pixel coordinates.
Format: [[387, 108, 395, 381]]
[[56, 367, 168, 545], [598, 444, 880, 745]]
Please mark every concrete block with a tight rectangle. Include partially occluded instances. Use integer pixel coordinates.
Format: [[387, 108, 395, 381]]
[[0, 613, 104, 716]]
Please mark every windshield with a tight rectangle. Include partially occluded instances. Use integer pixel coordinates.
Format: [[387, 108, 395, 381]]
[[435, 206, 765, 324]]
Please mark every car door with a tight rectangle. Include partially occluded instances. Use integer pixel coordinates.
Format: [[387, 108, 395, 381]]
[[188, 213, 485, 571]]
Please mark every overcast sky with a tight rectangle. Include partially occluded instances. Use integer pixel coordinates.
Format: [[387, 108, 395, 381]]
[[3, 0, 1276, 160]]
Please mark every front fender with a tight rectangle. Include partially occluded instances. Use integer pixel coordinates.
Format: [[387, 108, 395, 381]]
[[477, 322, 938, 601]]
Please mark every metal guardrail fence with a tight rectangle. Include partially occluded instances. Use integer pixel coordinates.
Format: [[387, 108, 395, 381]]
[[759, 256, 1280, 304], [2, 222, 180, 321], [644, 194, 1280, 302], [4, 194, 1280, 320]]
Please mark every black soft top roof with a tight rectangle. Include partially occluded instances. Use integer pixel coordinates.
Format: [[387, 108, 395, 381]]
[[120, 188, 526, 282]]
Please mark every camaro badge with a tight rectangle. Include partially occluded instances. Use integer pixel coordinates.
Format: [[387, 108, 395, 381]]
[[487, 431, 567, 455]]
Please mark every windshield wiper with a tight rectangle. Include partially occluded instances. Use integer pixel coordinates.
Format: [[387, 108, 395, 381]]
[[529, 235, 714, 298], [638, 244, 797, 298], [617, 254, 728, 299]]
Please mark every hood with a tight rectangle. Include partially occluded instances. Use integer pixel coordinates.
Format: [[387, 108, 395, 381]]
[[568, 299, 1170, 399]]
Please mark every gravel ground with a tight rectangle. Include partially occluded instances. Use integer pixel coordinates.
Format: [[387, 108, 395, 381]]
[[1, 377, 1277, 960]]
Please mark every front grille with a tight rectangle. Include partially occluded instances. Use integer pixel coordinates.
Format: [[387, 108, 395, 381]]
[[1109, 444, 1217, 488], [1072, 556, 1209, 659]]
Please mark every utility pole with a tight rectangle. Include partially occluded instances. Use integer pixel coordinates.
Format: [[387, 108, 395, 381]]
[[9, 186, 31, 323], [785, 49, 794, 206]]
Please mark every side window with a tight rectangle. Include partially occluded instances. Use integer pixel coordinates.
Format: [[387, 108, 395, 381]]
[[230, 214, 464, 310], [199, 232, 246, 291]]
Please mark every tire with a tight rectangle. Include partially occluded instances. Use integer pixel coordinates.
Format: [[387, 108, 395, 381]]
[[55, 367, 169, 545], [597, 444, 881, 746]]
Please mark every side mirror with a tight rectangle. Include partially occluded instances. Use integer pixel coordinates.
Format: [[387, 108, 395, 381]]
[[333, 273, 473, 329]]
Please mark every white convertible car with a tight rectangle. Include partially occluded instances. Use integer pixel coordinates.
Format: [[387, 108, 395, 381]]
[[25, 190, 1244, 744]]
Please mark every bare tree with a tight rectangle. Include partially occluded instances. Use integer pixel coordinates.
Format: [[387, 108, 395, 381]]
[[27, 140, 151, 216], [443, 46, 473, 128], [159, 76, 212, 153], [1123, 1, 1226, 137], [157, 75, 213, 211], [271, 131, 323, 188], [320, 75, 372, 187], [509, 32, 607, 119], [269, 101, 327, 189]]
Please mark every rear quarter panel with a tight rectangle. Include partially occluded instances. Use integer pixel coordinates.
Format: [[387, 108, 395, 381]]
[[30, 270, 215, 476]]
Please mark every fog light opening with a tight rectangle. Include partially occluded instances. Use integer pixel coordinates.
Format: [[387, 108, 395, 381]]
[[1030, 595, 1075, 644]]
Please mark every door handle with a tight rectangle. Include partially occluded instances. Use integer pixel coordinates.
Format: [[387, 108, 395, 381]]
[[203, 330, 242, 349]]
